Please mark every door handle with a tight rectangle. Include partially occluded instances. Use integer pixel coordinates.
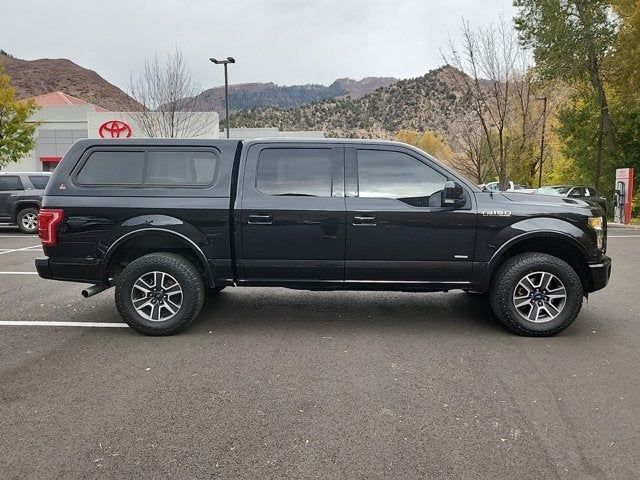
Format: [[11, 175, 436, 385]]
[[247, 213, 273, 225], [353, 214, 377, 226]]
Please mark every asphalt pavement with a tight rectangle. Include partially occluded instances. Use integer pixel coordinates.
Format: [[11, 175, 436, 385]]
[[0, 224, 639, 479]]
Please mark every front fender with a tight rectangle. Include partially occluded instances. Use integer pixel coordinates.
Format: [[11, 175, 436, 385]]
[[487, 218, 592, 268]]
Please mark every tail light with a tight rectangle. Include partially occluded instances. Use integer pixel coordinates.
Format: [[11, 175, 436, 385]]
[[38, 209, 64, 246]]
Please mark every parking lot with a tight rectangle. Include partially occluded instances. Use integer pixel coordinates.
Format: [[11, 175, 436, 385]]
[[0, 225, 639, 479]]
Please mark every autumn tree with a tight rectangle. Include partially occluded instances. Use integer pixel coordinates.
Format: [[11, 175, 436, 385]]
[[396, 129, 454, 163], [0, 68, 38, 168], [514, 0, 619, 189], [129, 48, 213, 138], [443, 17, 537, 190]]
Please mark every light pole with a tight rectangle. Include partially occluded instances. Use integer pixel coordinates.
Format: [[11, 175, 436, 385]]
[[209, 57, 235, 138], [536, 96, 548, 188]]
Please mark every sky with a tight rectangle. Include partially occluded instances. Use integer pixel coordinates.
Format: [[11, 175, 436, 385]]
[[1, 0, 517, 92]]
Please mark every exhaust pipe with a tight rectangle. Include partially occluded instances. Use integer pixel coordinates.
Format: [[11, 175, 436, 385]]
[[82, 283, 112, 298]]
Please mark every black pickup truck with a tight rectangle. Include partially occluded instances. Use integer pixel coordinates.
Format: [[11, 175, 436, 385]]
[[35, 139, 611, 336]]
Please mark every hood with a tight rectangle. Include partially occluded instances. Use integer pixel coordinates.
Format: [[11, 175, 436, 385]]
[[500, 192, 604, 215]]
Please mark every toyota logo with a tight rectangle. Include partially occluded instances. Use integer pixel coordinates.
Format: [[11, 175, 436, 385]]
[[99, 120, 132, 138]]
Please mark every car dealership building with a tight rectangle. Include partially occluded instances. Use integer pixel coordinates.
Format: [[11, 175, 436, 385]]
[[1, 91, 322, 173]]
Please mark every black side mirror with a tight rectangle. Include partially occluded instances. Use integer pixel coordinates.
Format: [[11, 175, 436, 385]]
[[443, 181, 465, 208]]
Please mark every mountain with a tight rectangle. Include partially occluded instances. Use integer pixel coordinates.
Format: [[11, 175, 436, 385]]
[[230, 66, 474, 143], [179, 77, 398, 118], [0, 51, 138, 110]]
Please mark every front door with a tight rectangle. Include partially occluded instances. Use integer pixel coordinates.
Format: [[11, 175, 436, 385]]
[[239, 144, 345, 286], [344, 146, 477, 287]]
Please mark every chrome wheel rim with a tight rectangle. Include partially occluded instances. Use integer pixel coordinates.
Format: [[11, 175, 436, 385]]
[[131, 271, 183, 322], [22, 213, 38, 231], [512, 271, 567, 323]]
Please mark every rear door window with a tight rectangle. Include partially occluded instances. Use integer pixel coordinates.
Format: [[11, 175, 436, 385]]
[[77, 151, 145, 185], [0, 176, 23, 190], [256, 148, 333, 197], [29, 176, 50, 189]]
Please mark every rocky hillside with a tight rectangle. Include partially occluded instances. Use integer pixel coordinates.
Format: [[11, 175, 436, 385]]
[[230, 66, 475, 143], [0, 51, 138, 110], [179, 77, 398, 118]]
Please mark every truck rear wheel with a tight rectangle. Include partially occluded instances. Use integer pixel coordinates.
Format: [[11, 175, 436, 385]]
[[115, 253, 205, 336], [489, 253, 583, 336]]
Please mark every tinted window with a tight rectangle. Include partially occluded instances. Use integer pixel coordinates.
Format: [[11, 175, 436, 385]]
[[0, 176, 23, 190], [256, 148, 333, 197], [568, 187, 584, 198], [77, 151, 145, 185], [29, 176, 50, 189], [146, 151, 217, 185], [357, 149, 447, 206]]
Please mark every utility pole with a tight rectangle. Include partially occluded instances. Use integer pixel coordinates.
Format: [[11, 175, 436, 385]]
[[536, 96, 548, 188], [209, 57, 236, 138]]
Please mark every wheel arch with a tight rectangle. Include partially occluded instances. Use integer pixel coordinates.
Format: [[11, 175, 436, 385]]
[[101, 228, 214, 287], [11, 201, 41, 222], [486, 231, 591, 291]]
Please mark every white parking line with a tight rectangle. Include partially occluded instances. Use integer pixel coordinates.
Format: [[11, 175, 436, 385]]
[[0, 245, 42, 255], [0, 271, 38, 275], [0, 321, 128, 328], [609, 235, 640, 238]]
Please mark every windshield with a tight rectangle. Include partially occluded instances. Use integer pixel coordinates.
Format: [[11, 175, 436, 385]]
[[536, 186, 569, 196]]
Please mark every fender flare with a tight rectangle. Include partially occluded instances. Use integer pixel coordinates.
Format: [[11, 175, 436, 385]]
[[487, 230, 591, 271], [474, 229, 592, 291], [11, 200, 42, 222], [100, 227, 215, 286]]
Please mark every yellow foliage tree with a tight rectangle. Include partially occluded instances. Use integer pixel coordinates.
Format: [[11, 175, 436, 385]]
[[396, 129, 454, 163]]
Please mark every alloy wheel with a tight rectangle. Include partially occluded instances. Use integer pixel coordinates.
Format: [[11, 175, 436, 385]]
[[512, 271, 567, 323], [131, 271, 183, 322]]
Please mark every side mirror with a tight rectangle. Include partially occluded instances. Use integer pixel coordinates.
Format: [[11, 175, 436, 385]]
[[443, 181, 465, 208]]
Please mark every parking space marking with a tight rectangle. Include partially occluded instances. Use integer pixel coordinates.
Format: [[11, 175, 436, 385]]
[[0, 271, 38, 275], [0, 321, 128, 328], [609, 235, 640, 238], [0, 235, 38, 238], [0, 245, 42, 255]]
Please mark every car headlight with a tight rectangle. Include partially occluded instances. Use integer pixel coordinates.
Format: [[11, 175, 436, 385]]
[[588, 216, 603, 231], [588, 216, 604, 250]]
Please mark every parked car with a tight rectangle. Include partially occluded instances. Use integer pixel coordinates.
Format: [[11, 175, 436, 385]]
[[534, 185, 607, 212], [480, 181, 535, 193], [0, 172, 51, 233], [36, 139, 610, 337]]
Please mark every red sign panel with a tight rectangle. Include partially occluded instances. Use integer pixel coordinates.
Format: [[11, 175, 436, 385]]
[[98, 120, 132, 138]]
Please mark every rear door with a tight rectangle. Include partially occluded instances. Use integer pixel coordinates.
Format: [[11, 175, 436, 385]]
[[344, 145, 477, 286], [0, 175, 24, 219], [239, 143, 346, 286]]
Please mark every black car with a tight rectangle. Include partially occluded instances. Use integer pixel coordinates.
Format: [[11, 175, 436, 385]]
[[35, 139, 611, 337], [0, 172, 51, 233], [534, 185, 607, 212]]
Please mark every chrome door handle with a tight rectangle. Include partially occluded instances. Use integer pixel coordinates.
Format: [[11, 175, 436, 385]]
[[353, 215, 377, 226], [247, 213, 273, 225]]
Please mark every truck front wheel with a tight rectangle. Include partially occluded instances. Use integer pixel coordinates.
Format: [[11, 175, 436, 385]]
[[490, 253, 583, 336], [115, 253, 205, 336]]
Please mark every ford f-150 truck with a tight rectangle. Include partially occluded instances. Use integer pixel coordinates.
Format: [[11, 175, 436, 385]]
[[35, 138, 611, 336]]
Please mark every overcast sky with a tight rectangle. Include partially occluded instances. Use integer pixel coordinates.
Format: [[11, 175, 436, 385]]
[[2, 0, 517, 92]]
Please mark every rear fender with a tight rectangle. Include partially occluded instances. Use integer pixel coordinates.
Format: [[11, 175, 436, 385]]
[[99, 216, 214, 285]]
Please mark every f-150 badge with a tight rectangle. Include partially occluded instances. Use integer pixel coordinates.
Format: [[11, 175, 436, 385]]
[[482, 210, 512, 216]]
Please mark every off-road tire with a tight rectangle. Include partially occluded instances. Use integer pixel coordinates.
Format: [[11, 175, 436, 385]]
[[489, 253, 583, 336], [115, 252, 205, 336], [17, 207, 39, 234]]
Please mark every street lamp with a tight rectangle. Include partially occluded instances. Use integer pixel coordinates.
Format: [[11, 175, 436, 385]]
[[536, 96, 548, 188], [209, 56, 236, 138]]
